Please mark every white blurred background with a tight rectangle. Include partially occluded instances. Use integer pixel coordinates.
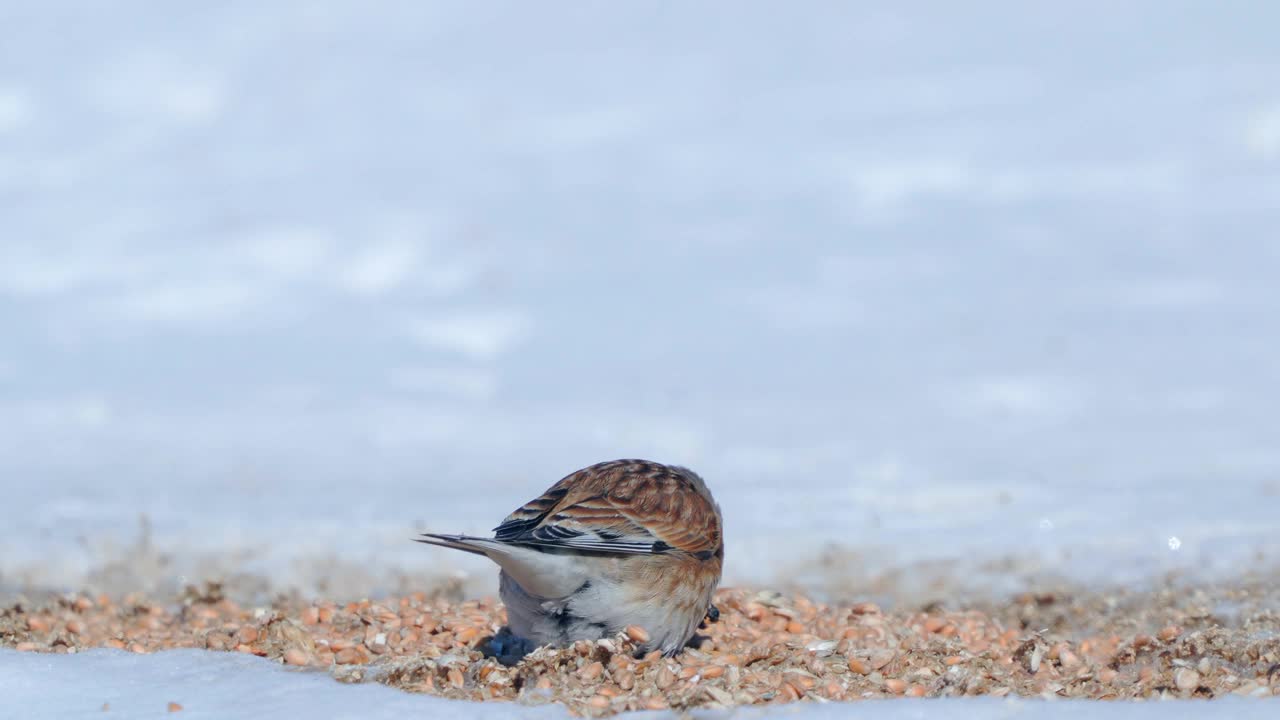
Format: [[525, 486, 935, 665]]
[[2, 1, 1278, 600]]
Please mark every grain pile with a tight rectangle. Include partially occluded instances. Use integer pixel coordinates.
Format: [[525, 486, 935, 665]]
[[3, 581, 1278, 714]]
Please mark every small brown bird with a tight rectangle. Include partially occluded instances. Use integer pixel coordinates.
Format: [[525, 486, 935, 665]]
[[417, 459, 724, 658]]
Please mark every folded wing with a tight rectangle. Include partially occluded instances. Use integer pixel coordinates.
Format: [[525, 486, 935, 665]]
[[491, 460, 722, 558]]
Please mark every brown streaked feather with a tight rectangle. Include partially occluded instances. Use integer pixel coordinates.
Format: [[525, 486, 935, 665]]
[[493, 459, 723, 558], [492, 486, 568, 540]]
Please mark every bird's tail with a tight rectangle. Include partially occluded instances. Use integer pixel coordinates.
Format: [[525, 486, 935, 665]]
[[413, 533, 495, 556], [414, 532, 587, 601]]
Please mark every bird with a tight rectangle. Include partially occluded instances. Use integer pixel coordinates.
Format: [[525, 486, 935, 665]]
[[416, 459, 724, 659]]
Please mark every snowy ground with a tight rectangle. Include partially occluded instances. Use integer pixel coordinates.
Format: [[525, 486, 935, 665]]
[[2, 0, 1279, 716], [1, 649, 1274, 719]]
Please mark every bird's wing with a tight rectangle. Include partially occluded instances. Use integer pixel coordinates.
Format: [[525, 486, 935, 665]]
[[493, 463, 722, 557], [500, 494, 662, 553]]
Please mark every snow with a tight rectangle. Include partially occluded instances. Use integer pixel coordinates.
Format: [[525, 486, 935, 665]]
[[0, 649, 1271, 720], [0, 649, 566, 719]]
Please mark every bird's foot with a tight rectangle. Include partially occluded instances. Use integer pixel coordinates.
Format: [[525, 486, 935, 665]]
[[699, 603, 720, 629], [481, 627, 537, 666]]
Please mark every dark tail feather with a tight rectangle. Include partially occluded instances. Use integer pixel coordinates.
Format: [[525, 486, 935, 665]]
[[413, 533, 489, 556]]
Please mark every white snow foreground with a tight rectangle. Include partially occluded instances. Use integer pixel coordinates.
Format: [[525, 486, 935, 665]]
[[0, 649, 561, 719], [1, 649, 1272, 719]]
